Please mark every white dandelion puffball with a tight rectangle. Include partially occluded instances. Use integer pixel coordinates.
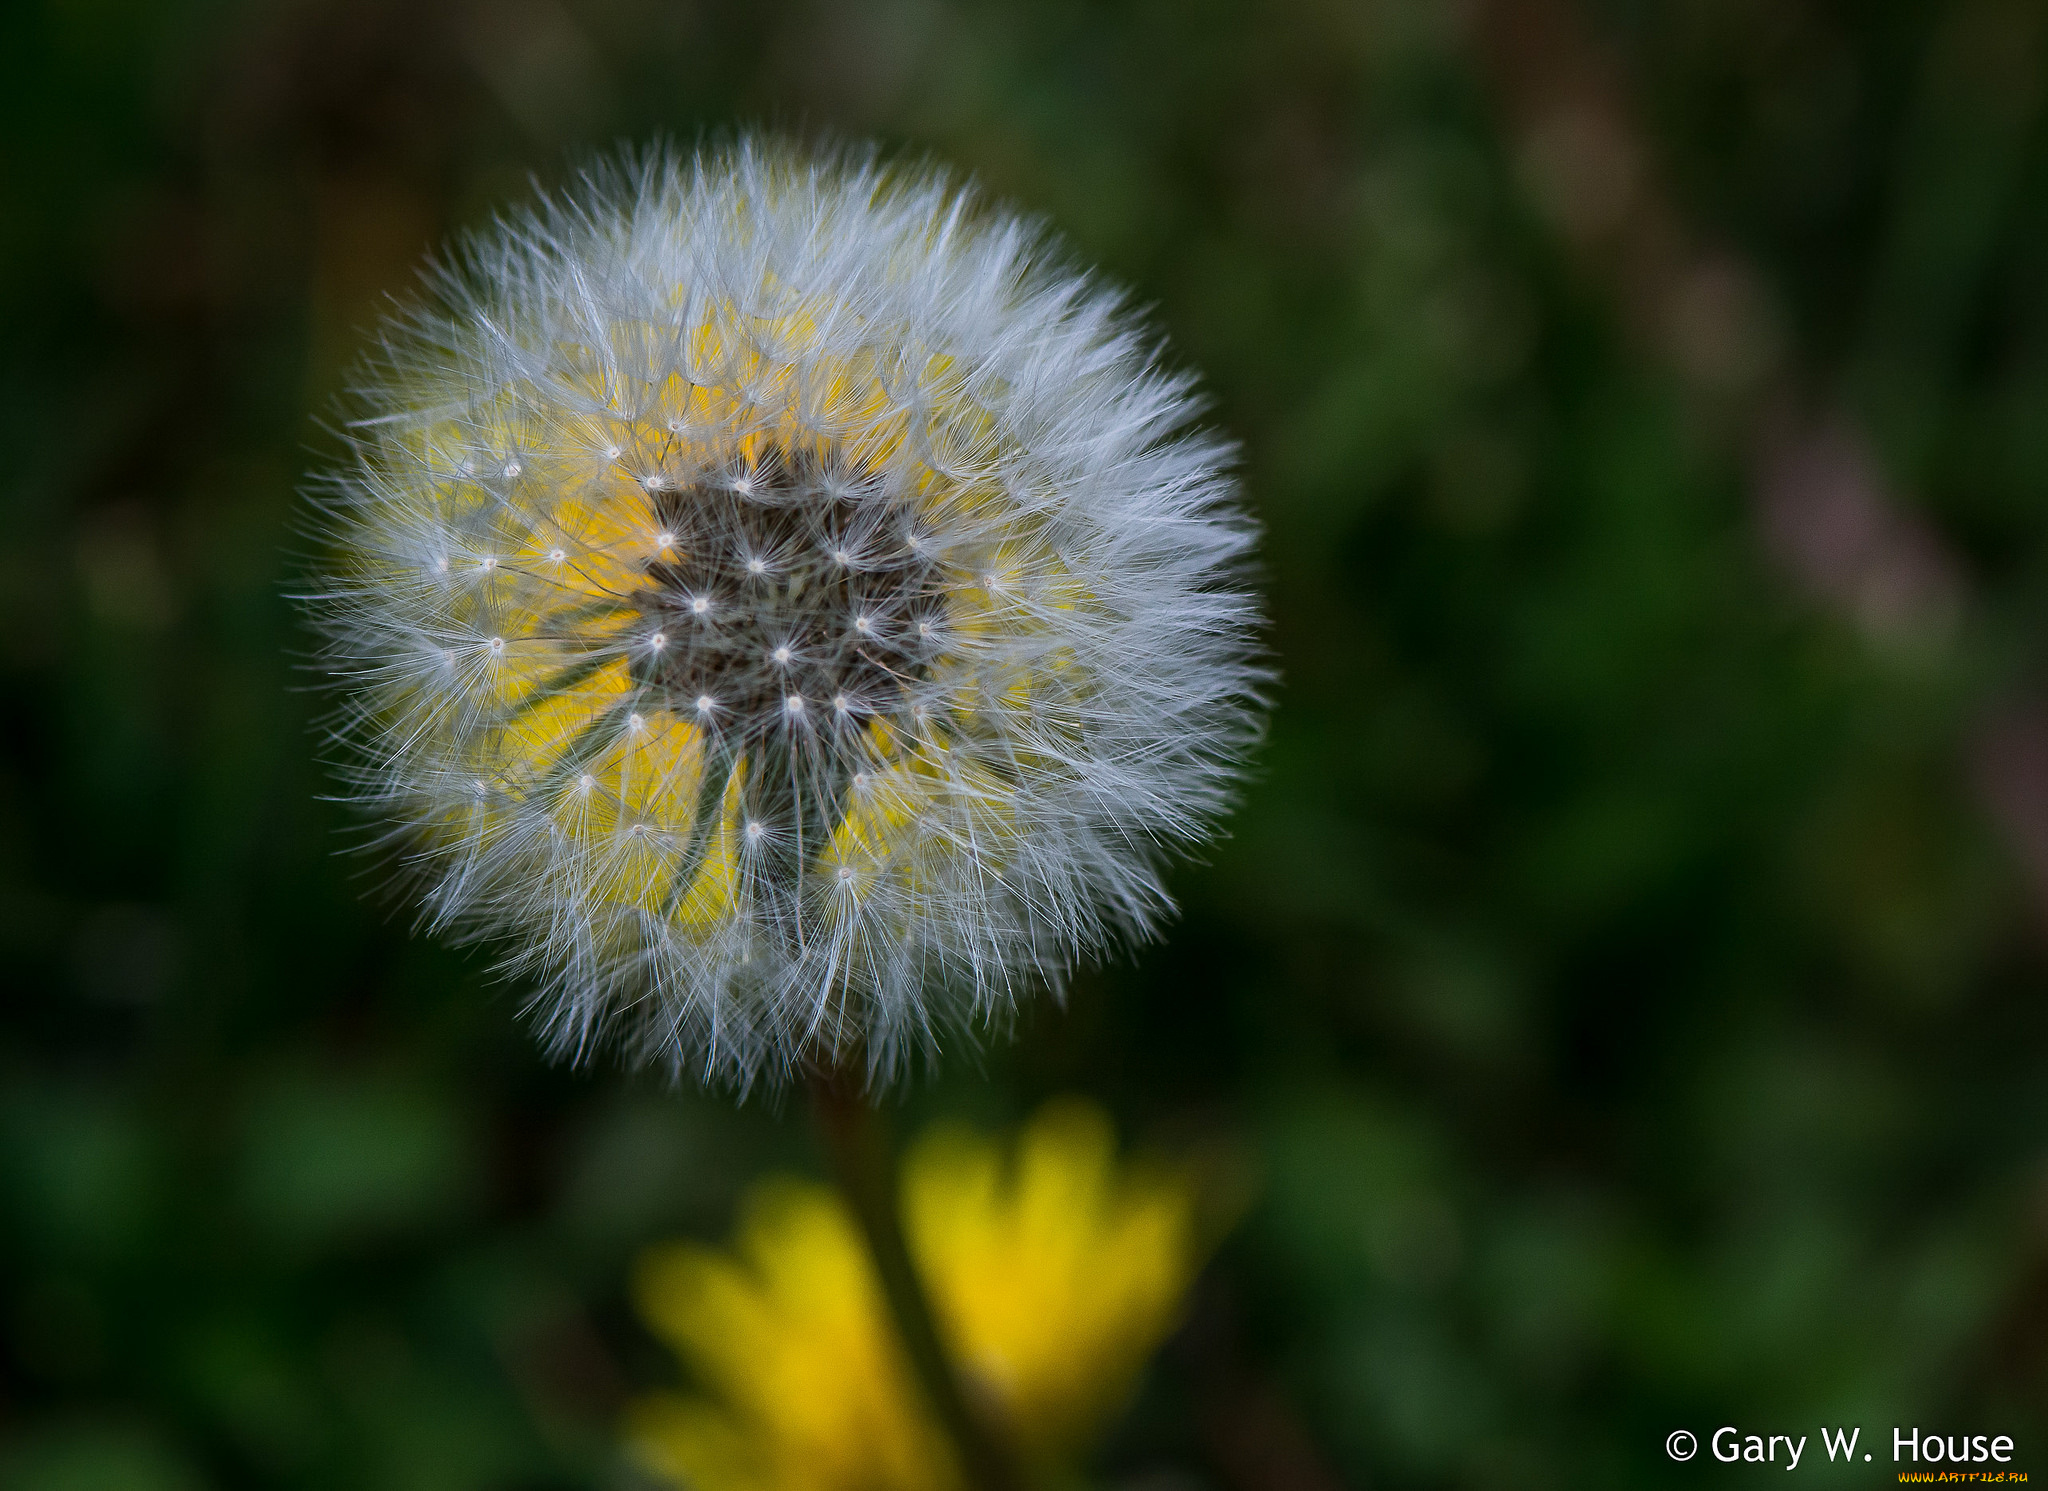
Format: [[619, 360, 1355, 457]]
[[309, 138, 1264, 1087]]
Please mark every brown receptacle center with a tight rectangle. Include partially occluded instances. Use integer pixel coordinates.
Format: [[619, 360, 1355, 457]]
[[629, 446, 949, 888]]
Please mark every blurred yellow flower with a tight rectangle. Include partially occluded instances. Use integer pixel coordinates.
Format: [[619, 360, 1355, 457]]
[[627, 1099, 1202, 1491]]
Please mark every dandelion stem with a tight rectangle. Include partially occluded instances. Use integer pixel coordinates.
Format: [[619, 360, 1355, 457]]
[[809, 1069, 1025, 1491]]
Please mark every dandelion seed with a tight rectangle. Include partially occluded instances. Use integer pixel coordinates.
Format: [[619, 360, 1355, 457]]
[[305, 136, 1264, 1088]]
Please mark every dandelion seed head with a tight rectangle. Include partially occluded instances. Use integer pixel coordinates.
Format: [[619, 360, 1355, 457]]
[[305, 136, 1265, 1089]]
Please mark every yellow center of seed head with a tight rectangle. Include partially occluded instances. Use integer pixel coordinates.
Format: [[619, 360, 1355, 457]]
[[402, 295, 1069, 990]]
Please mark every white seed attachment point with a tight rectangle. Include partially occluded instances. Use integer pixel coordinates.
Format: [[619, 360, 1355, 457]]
[[650, 632, 667, 650]]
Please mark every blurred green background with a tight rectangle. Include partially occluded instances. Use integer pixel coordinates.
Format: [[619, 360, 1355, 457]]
[[7, 0, 2048, 1485]]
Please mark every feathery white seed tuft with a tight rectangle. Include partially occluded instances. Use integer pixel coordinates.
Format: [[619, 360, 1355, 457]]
[[304, 137, 1265, 1089]]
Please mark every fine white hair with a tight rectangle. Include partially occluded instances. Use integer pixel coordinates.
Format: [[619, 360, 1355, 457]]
[[304, 136, 1265, 1089]]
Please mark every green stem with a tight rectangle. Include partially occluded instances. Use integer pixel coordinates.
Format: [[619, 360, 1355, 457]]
[[808, 1069, 1025, 1491]]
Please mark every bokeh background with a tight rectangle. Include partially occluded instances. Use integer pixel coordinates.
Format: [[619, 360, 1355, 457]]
[[8, 0, 2048, 1485]]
